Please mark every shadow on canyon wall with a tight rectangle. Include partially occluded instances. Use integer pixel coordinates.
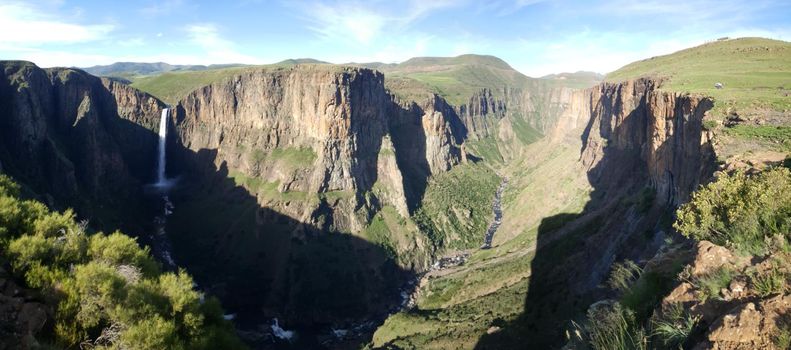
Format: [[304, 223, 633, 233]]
[[475, 96, 715, 349], [0, 69, 162, 235], [159, 115, 414, 349]]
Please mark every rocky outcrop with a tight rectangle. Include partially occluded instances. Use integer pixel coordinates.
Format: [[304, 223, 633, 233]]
[[0, 267, 50, 349], [0, 61, 162, 231], [657, 241, 791, 350], [456, 88, 506, 140]]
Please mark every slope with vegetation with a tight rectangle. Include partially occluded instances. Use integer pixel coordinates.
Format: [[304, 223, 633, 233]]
[[0, 175, 244, 349], [569, 167, 791, 350]]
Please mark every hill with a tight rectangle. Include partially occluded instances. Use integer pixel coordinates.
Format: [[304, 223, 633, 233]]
[[607, 37, 791, 118], [608, 37, 791, 159], [82, 62, 248, 78], [540, 71, 604, 89], [372, 54, 534, 105]]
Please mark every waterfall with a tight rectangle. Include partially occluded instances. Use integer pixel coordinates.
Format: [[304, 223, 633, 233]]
[[156, 108, 169, 187], [152, 107, 175, 267]]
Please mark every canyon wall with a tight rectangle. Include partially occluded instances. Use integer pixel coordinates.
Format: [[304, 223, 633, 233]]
[[172, 65, 467, 231], [0, 61, 162, 231], [164, 65, 470, 324], [578, 78, 715, 205]]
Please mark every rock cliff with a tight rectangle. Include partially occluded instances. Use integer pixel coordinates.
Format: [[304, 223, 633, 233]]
[[0, 61, 162, 231], [578, 78, 715, 205], [172, 65, 466, 232]]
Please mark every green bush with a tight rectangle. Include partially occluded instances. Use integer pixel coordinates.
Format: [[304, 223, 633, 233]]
[[675, 168, 791, 255], [0, 174, 244, 349]]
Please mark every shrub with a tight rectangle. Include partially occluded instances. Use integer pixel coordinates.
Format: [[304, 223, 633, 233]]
[[576, 302, 648, 350], [675, 168, 791, 255], [651, 303, 699, 348], [608, 260, 643, 295], [0, 174, 245, 349], [691, 267, 733, 301], [89, 231, 159, 276]]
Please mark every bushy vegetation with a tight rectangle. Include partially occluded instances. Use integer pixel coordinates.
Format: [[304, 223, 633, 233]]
[[412, 163, 500, 249], [608, 260, 643, 295], [675, 168, 791, 255], [0, 175, 244, 349]]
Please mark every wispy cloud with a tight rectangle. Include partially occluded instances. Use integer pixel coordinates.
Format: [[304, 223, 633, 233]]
[[185, 23, 260, 64], [295, 0, 463, 45], [0, 2, 114, 45], [140, 0, 185, 16], [483, 0, 548, 16]]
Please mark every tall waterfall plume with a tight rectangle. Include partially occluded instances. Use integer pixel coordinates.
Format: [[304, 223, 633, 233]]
[[156, 108, 169, 187]]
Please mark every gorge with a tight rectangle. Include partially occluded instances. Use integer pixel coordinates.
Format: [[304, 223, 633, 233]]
[[1, 37, 789, 350]]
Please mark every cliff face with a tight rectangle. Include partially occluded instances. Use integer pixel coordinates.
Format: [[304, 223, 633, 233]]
[[173, 65, 465, 231], [456, 88, 506, 140], [165, 65, 469, 325], [579, 78, 715, 205], [0, 61, 162, 230]]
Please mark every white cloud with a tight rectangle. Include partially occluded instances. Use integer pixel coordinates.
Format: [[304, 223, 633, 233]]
[[510, 26, 791, 77], [296, 0, 462, 45], [185, 23, 261, 64], [0, 3, 114, 45], [118, 37, 145, 47]]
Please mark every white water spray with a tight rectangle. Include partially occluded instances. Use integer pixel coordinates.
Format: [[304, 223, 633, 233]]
[[271, 318, 295, 341], [156, 108, 169, 187]]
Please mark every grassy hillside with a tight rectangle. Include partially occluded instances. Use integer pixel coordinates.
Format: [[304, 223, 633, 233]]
[[375, 54, 534, 105], [606, 37, 791, 117], [130, 66, 257, 105]]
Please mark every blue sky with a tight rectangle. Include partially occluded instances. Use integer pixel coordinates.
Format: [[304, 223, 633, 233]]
[[1, 0, 789, 76]]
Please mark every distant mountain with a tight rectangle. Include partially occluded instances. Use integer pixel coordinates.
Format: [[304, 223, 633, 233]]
[[359, 54, 534, 105], [274, 58, 329, 65], [540, 71, 604, 89], [81, 62, 248, 77]]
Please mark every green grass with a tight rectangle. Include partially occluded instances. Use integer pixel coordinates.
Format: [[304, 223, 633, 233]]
[[267, 147, 317, 166], [606, 37, 791, 118], [691, 267, 734, 301], [413, 163, 500, 249], [131, 66, 255, 104], [651, 303, 699, 348], [723, 125, 791, 151], [466, 135, 504, 164], [378, 54, 533, 106], [509, 113, 543, 146], [750, 263, 787, 297]]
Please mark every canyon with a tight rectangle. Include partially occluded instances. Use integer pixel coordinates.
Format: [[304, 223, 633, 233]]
[[1, 38, 788, 349]]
